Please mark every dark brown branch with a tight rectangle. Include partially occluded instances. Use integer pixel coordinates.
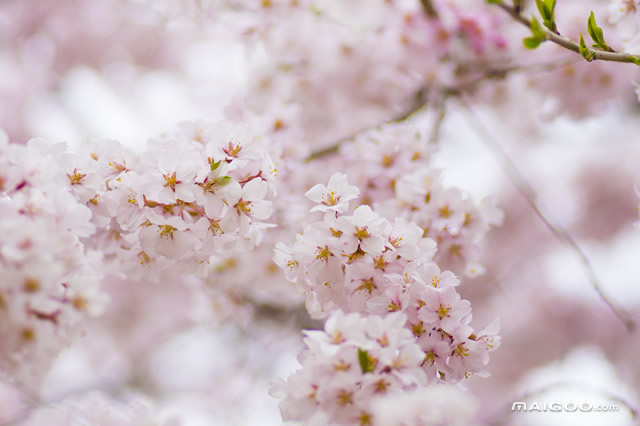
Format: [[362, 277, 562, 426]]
[[420, 0, 438, 18]]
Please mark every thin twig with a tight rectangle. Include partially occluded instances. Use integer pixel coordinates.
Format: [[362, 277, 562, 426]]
[[459, 99, 636, 332], [493, 1, 640, 64], [305, 88, 430, 162], [306, 57, 583, 161], [429, 97, 447, 144], [420, 0, 438, 18]]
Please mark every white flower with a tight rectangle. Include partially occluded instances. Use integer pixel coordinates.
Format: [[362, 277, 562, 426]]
[[305, 173, 360, 213], [341, 205, 387, 256], [224, 178, 272, 221], [139, 213, 201, 260]]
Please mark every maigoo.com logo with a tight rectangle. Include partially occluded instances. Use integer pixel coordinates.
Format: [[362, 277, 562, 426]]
[[512, 401, 620, 413]]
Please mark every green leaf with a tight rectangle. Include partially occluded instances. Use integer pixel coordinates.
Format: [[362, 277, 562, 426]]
[[629, 56, 640, 66], [535, 0, 550, 20], [535, 0, 556, 31], [486, 0, 502, 3], [210, 159, 222, 171], [579, 33, 596, 62], [523, 37, 542, 49], [358, 349, 374, 374], [219, 176, 233, 186], [523, 17, 547, 49], [530, 17, 547, 40], [587, 11, 611, 51]]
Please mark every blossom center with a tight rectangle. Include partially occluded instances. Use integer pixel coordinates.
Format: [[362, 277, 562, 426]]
[[67, 169, 86, 185], [235, 199, 252, 215], [159, 224, 176, 239], [163, 172, 181, 190], [316, 245, 332, 261], [354, 226, 370, 240], [455, 343, 469, 358], [223, 141, 242, 157], [438, 304, 451, 319], [323, 190, 339, 206]]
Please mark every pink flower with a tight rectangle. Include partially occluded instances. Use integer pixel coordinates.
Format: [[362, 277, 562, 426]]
[[340, 205, 387, 256], [418, 286, 472, 335], [139, 213, 200, 260], [305, 172, 360, 214]]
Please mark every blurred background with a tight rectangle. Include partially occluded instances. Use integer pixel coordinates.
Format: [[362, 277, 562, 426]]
[[1, 0, 639, 425]]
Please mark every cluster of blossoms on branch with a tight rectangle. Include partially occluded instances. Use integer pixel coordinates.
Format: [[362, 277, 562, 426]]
[[273, 173, 500, 425], [78, 120, 277, 280], [228, 0, 513, 147], [0, 130, 104, 378], [334, 124, 503, 277], [0, 121, 276, 379]]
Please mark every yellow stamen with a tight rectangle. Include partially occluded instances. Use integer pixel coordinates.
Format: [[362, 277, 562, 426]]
[[438, 304, 451, 319], [354, 226, 370, 240], [163, 172, 179, 190], [67, 170, 86, 185], [411, 321, 424, 337], [159, 225, 176, 238], [235, 199, 252, 215], [439, 205, 453, 218], [23, 278, 40, 292], [316, 245, 332, 261], [337, 390, 353, 406], [330, 227, 343, 237], [455, 343, 469, 358], [323, 190, 339, 206], [355, 277, 377, 295]]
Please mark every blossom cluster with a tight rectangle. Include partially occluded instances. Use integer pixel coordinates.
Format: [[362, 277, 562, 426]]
[[274, 173, 500, 424], [233, 0, 513, 148], [273, 309, 497, 425], [0, 130, 104, 376], [336, 124, 503, 277], [271, 312, 428, 426], [0, 120, 276, 382], [69, 120, 277, 281]]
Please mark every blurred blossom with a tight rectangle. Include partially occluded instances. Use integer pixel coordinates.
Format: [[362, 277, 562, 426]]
[[1, 0, 640, 425]]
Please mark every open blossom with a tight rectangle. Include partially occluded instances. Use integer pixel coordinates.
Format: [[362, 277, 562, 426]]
[[418, 286, 472, 336], [339, 205, 388, 256], [306, 172, 359, 214]]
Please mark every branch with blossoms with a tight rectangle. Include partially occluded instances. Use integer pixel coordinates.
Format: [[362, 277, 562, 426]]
[[489, 0, 640, 64], [306, 56, 584, 162], [4, 0, 640, 424], [272, 173, 500, 424]]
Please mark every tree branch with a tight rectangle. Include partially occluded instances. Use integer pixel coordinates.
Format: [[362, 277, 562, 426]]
[[420, 0, 438, 18], [492, 1, 640, 64], [459, 99, 636, 332], [305, 87, 430, 162], [305, 57, 580, 161]]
